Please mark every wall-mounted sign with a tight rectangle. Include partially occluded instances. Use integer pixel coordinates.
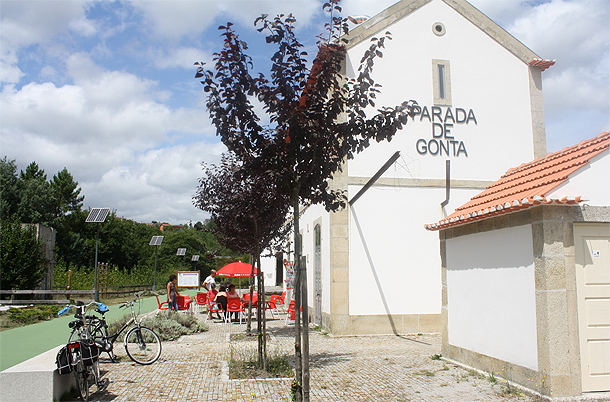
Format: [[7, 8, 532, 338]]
[[592, 250, 600, 258], [412, 106, 477, 158]]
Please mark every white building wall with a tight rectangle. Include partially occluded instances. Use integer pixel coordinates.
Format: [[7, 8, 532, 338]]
[[346, 0, 535, 182], [299, 204, 332, 313], [446, 224, 538, 370], [349, 185, 476, 315], [546, 149, 610, 206], [259, 254, 277, 287]]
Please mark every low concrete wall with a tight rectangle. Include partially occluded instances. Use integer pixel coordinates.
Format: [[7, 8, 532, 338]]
[[0, 345, 75, 402]]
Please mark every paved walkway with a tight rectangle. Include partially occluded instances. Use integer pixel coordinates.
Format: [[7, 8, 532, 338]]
[[73, 311, 571, 402]]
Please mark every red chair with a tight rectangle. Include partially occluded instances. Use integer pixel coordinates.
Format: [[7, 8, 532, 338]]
[[285, 300, 302, 324], [177, 295, 192, 311], [265, 299, 278, 319], [155, 295, 169, 310], [194, 292, 208, 314], [226, 297, 245, 324], [207, 295, 224, 321]]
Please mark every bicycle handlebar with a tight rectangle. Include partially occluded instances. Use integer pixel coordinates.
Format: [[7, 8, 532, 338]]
[[57, 301, 108, 316], [118, 293, 143, 310]]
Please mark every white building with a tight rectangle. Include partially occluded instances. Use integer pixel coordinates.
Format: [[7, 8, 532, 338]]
[[263, 0, 555, 336], [426, 132, 610, 397]]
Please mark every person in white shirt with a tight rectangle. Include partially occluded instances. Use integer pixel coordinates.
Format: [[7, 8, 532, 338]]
[[203, 270, 217, 291]]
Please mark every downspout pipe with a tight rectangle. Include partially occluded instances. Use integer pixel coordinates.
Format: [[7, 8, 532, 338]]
[[440, 160, 450, 216]]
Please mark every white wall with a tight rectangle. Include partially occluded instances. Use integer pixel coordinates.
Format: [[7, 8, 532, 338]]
[[546, 149, 610, 206], [348, 184, 476, 315], [346, 0, 536, 182], [299, 204, 332, 313], [259, 254, 278, 287], [446, 224, 538, 370]]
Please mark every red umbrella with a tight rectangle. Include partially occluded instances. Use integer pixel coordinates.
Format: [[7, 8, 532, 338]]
[[216, 262, 257, 292], [216, 262, 257, 277]]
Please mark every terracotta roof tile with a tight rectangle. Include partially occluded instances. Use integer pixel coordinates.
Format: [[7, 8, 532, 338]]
[[425, 132, 610, 231]]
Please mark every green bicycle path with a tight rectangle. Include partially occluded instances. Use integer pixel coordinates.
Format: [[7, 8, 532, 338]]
[[0, 291, 197, 372]]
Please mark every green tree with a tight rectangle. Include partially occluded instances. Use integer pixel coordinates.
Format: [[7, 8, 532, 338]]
[[17, 162, 56, 224], [0, 157, 19, 219], [0, 217, 46, 290], [50, 168, 84, 220]]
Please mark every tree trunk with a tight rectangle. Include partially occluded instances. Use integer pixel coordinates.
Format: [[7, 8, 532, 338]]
[[247, 254, 254, 334], [292, 191, 303, 402], [257, 251, 267, 370], [300, 255, 310, 401]]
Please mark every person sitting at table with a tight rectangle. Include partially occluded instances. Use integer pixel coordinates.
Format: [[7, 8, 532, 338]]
[[214, 285, 228, 321], [207, 283, 221, 320], [226, 284, 243, 322], [226, 283, 240, 298]]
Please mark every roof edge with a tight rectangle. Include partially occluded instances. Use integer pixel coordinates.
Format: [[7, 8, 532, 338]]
[[344, 0, 431, 50], [442, 0, 541, 64], [344, 0, 545, 68]]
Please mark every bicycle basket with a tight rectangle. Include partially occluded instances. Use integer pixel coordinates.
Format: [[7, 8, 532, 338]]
[[55, 346, 72, 375], [79, 339, 100, 366]]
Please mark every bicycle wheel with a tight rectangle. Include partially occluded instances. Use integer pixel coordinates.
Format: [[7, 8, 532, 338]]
[[73, 356, 90, 401], [124, 326, 161, 365]]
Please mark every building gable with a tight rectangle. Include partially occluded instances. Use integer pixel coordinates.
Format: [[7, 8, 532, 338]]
[[345, 0, 554, 70]]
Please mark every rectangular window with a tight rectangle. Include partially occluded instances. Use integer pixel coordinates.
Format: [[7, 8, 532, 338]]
[[432, 59, 451, 106], [438, 64, 445, 99]]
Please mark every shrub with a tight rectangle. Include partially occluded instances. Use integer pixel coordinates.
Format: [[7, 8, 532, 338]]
[[6, 305, 62, 325], [142, 311, 207, 341], [108, 311, 208, 341]]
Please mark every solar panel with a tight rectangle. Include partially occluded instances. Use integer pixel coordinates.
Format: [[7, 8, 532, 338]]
[[149, 236, 164, 246], [176, 248, 186, 256], [191, 255, 200, 261], [86, 208, 110, 223]]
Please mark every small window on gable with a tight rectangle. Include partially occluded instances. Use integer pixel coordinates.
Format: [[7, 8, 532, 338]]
[[432, 59, 451, 106]]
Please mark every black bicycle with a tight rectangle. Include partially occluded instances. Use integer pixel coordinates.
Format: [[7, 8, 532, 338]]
[[72, 294, 162, 365], [58, 301, 109, 401]]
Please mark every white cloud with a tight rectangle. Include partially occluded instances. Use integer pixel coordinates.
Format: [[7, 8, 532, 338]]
[[0, 0, 89, 49], [84, 141, 225, 223], [0, 60, 24, 83], [0, 53, 219, 223], [129, 0, 322, 41], [153, 47, 211, 70]]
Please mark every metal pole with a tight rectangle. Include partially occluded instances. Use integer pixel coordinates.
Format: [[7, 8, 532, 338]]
[[94, 223, 99, 301], [154, 246, 158, 291]]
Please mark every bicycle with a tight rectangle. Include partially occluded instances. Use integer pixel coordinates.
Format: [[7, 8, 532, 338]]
[[58, 301, 109, 401], [73, 294, 162, 365]]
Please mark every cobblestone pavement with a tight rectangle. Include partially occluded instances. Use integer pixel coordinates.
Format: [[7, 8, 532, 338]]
[[84, 312, 548, 402]]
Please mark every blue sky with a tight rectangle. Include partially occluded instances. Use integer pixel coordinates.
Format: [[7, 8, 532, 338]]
[[1, 0, 608, 224]]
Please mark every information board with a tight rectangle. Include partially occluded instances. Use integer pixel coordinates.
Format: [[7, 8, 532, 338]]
[[177, 271, 200, 288]]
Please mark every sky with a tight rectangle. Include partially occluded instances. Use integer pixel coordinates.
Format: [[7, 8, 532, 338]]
[[1, 0, 608, 225]]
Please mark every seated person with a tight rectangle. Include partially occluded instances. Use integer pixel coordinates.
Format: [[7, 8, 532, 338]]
[[226, 283, 242, 321], [214, 285, 228, 320], [207, 283, 220, 319], [226, 283, 241, 299]]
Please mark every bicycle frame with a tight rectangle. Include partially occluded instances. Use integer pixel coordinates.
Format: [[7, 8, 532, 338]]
[[92, 296, 145, 352]]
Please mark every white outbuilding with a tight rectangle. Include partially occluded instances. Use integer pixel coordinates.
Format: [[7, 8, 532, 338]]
[[426, 132, 610, 398]]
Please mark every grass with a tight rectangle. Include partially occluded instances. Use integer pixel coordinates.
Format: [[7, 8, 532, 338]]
[[229, 347, 293, 380]]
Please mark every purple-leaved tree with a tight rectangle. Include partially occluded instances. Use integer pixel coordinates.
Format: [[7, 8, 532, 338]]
[[195, 2, 417, 399]]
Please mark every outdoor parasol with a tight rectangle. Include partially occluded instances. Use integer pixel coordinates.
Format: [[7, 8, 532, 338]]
[[216, 262, 258, 291]]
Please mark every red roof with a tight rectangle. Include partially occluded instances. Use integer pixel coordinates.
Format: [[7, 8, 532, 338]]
[[425, 132, 610, 231], [528, 58, 555, 71]]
